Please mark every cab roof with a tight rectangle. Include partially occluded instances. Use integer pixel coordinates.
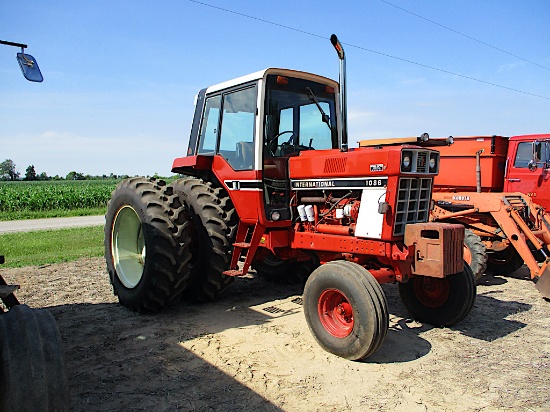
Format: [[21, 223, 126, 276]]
[[205, 68, 339, 95]]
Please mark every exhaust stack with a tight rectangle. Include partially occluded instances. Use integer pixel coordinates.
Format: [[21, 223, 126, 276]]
[[330, 34, 348, 152]]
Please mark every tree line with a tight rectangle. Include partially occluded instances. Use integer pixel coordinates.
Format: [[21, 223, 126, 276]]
[[0, 159, 132, 181]]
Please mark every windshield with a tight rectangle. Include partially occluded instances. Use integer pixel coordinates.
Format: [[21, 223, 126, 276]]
[[264, 75, 337, 157]]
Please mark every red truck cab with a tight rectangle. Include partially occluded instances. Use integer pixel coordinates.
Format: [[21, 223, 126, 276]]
[[504, 134, 550, 209], [433, 135, 550, 210]]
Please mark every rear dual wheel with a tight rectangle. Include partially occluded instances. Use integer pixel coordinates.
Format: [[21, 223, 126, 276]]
[[303, 261, 388, 360], [399, 263, 476, 326], [105, 178, 193, 312], [169, 177, 238, 302]]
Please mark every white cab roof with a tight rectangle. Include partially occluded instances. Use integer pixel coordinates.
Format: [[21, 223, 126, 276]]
[[205, 68, 338, 94]]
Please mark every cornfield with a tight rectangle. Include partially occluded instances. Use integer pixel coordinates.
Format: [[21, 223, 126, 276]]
[[0, 180, 119, 213]]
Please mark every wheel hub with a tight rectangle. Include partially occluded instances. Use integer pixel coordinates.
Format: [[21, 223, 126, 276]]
[[318, 289, 354, 338], [111, 205, 146, 289], [413, 277, 450, 308]]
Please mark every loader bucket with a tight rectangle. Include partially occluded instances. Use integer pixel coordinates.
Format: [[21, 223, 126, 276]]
[[535, 265, 550, 299]]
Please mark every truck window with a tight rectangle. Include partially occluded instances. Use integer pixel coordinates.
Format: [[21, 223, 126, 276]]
[[514, 142, 546, 169], [218, 86, 257, 170], [197, 95, 221, 154]]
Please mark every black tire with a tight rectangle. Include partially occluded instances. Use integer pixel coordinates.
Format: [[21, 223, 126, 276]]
[[169, 177, 238, 302], [303, 261, 389, 360], [104, 177, 193, 312], [254, 254, 319, 285], [336, 260, 389, 353], [0, 304, 69, 412], [399, 263, 476, 327], [463, 229, 487, 282], [486, 246, 524, 275]]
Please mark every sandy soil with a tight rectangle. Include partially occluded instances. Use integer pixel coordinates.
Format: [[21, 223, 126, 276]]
[[1, 258, 549, 412]]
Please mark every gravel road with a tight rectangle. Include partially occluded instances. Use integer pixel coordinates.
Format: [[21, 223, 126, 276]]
[[0, 215, 105, 234]]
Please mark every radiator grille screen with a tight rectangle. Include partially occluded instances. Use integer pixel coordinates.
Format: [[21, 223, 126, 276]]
[[394, 178, 432, 236]]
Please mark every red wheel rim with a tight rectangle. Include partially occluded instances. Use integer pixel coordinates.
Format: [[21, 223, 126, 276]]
[[413, 277, 450, 308], [318, 289, 354, 338]]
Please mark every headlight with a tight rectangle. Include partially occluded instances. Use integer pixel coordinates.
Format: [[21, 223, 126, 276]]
[[402, 151, 412, 172]]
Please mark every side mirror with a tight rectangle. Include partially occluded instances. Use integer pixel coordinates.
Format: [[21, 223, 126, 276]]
[[527, 140, 546, 172], [16, 52, 43, 82], [0, 40, 43, 82]]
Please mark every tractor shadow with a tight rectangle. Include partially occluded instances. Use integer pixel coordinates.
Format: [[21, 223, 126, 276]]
[[45, 275, 298, 412], [44, 271, 534, 408], [366, 281, 532, 364], [477, 265, 534, 286]]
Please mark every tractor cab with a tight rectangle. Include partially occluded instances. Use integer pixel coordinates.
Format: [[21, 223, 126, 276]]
[[173, 68, 342, 225]]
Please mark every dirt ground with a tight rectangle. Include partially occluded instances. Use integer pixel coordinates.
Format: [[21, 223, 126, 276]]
[[1, 258, 549, 411]]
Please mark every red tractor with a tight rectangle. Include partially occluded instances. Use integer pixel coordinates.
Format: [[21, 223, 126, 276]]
[[105, 35, 475, 360]]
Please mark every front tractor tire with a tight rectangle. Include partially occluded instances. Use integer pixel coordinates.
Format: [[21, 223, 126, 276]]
[[398, 263, 476, 327], [105, 177, 193, 313], [303, 261, 389, 360], [169, 177, 239, 302], [486, 246, 524, 275]]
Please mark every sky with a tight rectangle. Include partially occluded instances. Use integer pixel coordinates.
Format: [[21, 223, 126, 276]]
[[1, 0, 549, 178]]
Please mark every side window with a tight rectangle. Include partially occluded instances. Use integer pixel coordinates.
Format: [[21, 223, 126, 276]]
[[219, 87, 257, 170], [300, 102, 332, 150], [197, 95, 221, 154], [514, 141, 546, 168], [514, 142, 533, 168]]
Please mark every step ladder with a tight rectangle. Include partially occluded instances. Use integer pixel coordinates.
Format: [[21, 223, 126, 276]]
[[223, 222, 265, 277]]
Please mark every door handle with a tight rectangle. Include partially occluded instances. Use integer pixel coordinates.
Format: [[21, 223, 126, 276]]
[[508, 178, 521, 182]]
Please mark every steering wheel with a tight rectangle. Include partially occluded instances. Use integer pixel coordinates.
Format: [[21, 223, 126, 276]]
[[267, 130, 294, 156]]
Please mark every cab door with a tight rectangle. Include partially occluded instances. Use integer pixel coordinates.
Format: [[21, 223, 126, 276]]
[[505, 139, 550, 209]]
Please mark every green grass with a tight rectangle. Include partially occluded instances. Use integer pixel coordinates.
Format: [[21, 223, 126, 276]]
[[0, 226, 104, 268]]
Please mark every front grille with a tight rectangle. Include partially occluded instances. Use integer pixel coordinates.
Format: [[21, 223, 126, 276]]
[[416, 151, 428, 172], [394, 177, 433, 236]]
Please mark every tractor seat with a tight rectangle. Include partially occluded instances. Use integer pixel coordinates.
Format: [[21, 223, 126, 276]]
[[236, 141, 254, 170]]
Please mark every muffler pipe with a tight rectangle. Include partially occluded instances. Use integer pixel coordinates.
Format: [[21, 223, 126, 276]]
[[330, 34, 348, 152]]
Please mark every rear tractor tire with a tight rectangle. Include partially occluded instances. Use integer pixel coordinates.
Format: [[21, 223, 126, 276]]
[[169, 177, 239, 302], [0, 304, 69, 412], [398, 263, 476, 326], [303, 261, 389, 360], [105, 177, 193, 313], [463, 229, 487, 282]]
